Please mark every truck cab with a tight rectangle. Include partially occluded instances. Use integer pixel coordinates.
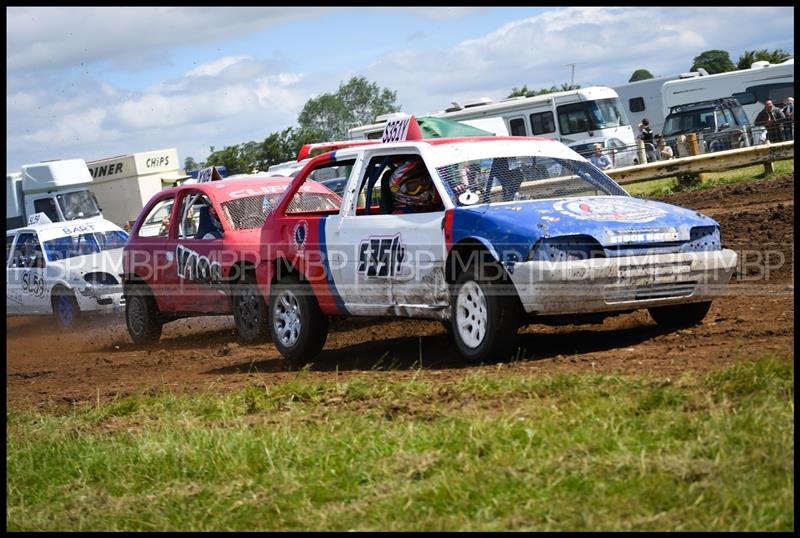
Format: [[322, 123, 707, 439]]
[[7, 159, 102, 229]]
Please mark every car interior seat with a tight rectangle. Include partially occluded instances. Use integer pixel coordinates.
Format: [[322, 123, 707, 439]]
[[194, 205, 218, 239]]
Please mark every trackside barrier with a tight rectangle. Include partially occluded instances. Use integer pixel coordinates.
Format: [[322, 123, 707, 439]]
[[605, 141, 794, 186]]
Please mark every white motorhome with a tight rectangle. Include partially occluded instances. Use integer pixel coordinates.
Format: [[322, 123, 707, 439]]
[[7, 159, 103, 230], [348, 86, 636, 151], [661, 59, 794, 125], [614, 70, 707, 136]]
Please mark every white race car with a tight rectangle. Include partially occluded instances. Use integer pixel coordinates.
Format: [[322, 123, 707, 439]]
[[7, 215, 128, 328]]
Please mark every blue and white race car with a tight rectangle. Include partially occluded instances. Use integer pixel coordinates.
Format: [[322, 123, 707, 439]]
[[7, 215, 128, 328], [143, 115, 737, 362]]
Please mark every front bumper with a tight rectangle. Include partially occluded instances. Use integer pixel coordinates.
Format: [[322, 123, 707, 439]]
[[76, 283, 126, 313], [509, 249, 737, 315]]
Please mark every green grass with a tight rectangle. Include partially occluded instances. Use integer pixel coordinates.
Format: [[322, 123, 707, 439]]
[[625, 159, 794, 198], [7, 355, 794, 531]]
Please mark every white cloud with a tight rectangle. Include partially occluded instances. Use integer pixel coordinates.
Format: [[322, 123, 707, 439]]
[[6, 7, 316, 73], [186, 56, 252, 77], [362, 6, 794, 116]]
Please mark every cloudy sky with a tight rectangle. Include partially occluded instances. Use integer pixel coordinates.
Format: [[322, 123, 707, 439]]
[[6, 6, 794, 171]]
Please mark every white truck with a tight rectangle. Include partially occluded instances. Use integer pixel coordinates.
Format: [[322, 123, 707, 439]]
[[7, 159, 103, 230]]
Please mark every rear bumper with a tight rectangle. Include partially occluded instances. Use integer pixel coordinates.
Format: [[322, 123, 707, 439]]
[[509, 249, 737, 315]]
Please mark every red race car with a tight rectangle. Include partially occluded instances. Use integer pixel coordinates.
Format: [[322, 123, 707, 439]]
[[122, 174, 341, 343]]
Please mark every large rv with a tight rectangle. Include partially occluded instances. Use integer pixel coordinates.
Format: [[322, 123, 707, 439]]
[[661, 59, 794, 125], [614, 70, 707, 136], [347, 86, 636, 151]]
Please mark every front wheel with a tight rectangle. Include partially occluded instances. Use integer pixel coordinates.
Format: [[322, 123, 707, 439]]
[[52, 288, 81, 329], [125, 285, 163, 344], [450, 264, 521, 362], [648, 301, 712, 328], [269, 276, 328, 361]]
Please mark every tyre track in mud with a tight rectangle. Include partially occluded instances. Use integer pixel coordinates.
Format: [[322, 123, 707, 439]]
[[7, 175, 794, 409]]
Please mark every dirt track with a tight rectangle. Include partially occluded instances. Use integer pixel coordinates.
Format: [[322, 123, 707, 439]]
[[6, 175, 794, 410]]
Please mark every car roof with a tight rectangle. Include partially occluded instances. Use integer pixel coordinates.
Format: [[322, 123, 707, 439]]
[[7, 216, 110, 234], [159, 176, 292, 198], [8, 218, 124, 241]]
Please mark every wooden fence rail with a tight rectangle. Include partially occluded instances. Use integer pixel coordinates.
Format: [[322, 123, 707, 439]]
[[606, 140, 794, 186]]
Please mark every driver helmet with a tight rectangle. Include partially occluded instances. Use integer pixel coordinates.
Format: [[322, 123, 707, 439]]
[[388, 160, 440, 209]]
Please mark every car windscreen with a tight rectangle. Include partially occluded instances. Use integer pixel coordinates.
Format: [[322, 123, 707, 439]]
[[436, 156, 627, 207], [43, 230, 129, 261], [56, 190, 102, 220], [221, 192, 342, 230]]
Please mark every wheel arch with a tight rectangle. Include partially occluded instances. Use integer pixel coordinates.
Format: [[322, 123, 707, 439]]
[[445, 237, 501, 284]]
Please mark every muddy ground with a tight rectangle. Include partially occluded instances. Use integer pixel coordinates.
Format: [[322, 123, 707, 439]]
[[6, 175, 794, 410]]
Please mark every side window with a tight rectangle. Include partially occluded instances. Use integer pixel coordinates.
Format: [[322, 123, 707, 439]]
[[137, 196, 175, 238], [284, 160, 353, 216], [33, 198, 60, 222], [508, 117, 527, 136], [357, 154, 443, 215], [629, 97, 645, 113], [179, 193, 222, 240], [530, 111, 556, 135], [7, 235, 16, 265], [11, 232, 44, 268], [732, 92, 756, 106], [557, 104, 589, 136]]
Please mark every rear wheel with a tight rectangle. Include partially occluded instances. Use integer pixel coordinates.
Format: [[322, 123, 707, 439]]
[[450, 261, 521, 362], [125, 284, 163, 343], [269, 276, 328, 361], [233, 273, 270, 344], [52, 288, 81, 329], [648, 301, 712, 328]]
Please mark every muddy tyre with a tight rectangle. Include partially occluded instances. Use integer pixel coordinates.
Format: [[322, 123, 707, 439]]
[[269, 276, 328, 361], [52, 287, 81, 330], [648, 300, 712, 328], [125, 285, 163, 344], [232, 273, 270, 344], [450, 262, 521, 363]]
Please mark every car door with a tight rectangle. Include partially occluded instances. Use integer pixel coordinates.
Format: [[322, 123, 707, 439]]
[[7, 232, 25, 314], [170, 190, 228, 313], [327, 151, 449, 316], [129, 194, 179, 312], [8, 231, 50, 314]]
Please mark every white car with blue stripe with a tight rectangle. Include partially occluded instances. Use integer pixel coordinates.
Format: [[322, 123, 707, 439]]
[[7, 214, 128, 328], [170, 115, 739, 363]]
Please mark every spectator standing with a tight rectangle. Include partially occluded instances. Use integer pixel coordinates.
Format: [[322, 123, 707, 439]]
[[754, 100, 786, 143], [588, 143, 613, 170], [781, 97, 794, 139], [638, 118, 658, 162]]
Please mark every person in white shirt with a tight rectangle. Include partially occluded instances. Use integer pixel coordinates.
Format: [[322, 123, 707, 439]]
[[588, 143, 613, 170], [657, 136, 674, 160]]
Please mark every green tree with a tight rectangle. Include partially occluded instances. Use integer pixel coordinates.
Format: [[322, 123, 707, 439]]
[[183, 156, 201, 172], [737, 48, 793, 69], [628, 69, 654, 82], [205, 145, 245, 175], [508, 84, 533, 98], [507, 83, 581, 99], [297, 76, 399, 140], [260, 126, 326, 169], [690, 50, 736, 74]]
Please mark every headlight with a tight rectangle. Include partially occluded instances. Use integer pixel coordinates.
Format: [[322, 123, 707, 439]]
[[528, 235, 606, 262]]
